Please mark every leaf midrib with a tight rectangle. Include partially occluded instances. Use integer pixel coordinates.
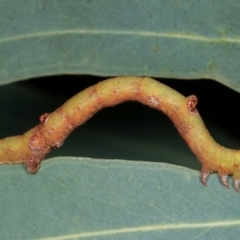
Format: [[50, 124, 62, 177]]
[[1, 29, 240, 44], [36, 220, 240, 240]]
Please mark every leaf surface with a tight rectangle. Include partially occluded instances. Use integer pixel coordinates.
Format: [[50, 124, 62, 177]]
[[1, 0, 240, 90], [1, 158, 240, 240]]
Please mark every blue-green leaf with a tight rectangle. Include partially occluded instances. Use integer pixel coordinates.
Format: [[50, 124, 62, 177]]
[[1, 0, 240, 91], [1, 1, 240, 239], [1, 158, 240, 240]]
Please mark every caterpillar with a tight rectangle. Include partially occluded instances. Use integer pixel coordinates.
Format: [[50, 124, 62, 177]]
[[0, 76, 239, 191]]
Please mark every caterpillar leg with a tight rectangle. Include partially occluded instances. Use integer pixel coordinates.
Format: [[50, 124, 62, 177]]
[[219, 174, 230, 189], [233, 178, 240, 192], [201, 167, 235, 190], [200, 168, 211, 186], [25, 156, 40, 174]]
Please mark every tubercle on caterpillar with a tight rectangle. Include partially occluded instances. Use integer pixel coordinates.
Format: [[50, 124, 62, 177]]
[[0, 76, 240, 191]]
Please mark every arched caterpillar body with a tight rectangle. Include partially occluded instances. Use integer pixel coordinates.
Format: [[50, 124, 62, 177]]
[[0, 77, 239, 191]]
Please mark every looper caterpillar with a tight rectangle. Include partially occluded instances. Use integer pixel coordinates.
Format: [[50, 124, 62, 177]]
[[0, 77, 239, 191]]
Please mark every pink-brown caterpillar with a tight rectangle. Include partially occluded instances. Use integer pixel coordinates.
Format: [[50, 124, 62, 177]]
[[0, 77, 239, 191]]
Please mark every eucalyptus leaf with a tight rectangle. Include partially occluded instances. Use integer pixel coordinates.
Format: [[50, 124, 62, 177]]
[[1, 1, 240, 239], [1, 0, 240, 91], [1, 158, 240, 240]]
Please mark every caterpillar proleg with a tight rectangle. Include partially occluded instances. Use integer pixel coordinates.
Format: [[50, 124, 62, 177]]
[[0, 77, 239, 191]]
